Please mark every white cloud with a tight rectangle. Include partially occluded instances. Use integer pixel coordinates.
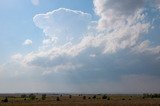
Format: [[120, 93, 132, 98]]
[[11, 53, 23, 61], [23, 39, 33, 46], [33, 8, 92, 47], [31, 0, 39, 6], [42, 63, 82, 75], [90, 54, 96, 58], [132, 40, 160, 54], [93, 0, 146, 31], [19, 5, 151, 72]]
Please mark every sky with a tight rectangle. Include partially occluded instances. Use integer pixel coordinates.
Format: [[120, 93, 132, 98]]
[[0, 0, 160, 94]]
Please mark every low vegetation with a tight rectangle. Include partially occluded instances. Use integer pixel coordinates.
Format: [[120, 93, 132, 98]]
[[0, 93, 160, 106], [143, 93, 160, 98]]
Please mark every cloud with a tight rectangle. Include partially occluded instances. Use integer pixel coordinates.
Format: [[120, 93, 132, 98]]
[[94, 0, 145, 15], [31, 0, 39, 6], [155, 0, 160, 10], [11, 53, 23, 61], [33, 8, 92, 47], [17, 1, 159, 76], [132, 40, 160, 54], [20, 5, 151, 72], [23, 39, 33, 45], [93, 0, 146, 31]]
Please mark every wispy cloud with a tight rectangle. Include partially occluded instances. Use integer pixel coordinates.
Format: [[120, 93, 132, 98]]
[[31, 0, 39, 6], [23, 39, 33, 46]]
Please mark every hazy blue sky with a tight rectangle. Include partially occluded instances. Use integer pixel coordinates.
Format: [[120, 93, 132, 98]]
[[0, 0, 160, 93]]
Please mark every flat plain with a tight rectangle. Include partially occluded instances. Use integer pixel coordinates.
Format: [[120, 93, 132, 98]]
[[0, 94, 160, 106]]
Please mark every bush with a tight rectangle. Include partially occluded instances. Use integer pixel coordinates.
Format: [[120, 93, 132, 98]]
[[29, 94, 36, 100], [42, 94, 46, 100], [2, 97, 8, 102], [102, 95, 107, 99], [143, 93, 160, 98], [69, 95, 72, 98], [83, 96, 86, 100], [92, 95, 96, 99], [21, 94, 27, 98], [56, 97, 60, 101]]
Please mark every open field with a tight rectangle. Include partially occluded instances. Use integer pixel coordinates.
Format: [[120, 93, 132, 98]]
[[0, 94, 160, 106]]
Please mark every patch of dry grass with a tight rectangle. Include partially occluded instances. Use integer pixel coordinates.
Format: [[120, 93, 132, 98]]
[[0, 94, 160, 106]]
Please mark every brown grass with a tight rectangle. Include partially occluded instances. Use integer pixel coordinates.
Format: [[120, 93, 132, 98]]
[[0, 94, 160, 106]]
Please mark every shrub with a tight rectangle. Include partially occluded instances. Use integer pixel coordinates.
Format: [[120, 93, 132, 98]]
[[21, 94, 27, 98], [83, 96, 86, 100], [143, 93, 160, 98], [92, 95, 96, 99], [56, 97, 60, 101], [42, 94, 46, 100], [29, 94, 36, 100], [2, 97, 8, 102], [102, 95, 107, 99]]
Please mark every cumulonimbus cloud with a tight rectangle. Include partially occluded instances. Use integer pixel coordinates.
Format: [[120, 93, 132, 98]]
[[33, 8, 92, 47]]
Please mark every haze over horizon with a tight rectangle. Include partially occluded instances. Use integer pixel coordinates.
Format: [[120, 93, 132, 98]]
[[0, 0, 160, 94]]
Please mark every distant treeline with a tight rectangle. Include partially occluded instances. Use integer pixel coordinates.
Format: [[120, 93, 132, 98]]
[[143, 93, 160, 98]]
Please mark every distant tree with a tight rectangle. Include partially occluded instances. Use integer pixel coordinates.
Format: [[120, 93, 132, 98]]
[[29, 94, 36, 100], [21, 94, 27, 98], [83, 96, 86, 100], [122, 98, 125, 100], [69, 95, 72, 99], [56, 97, 60, 101], [102, 95, 107, 99], [143, 93, 160, 99], [92, 95, 96, 99], [42, 94, 46, 100], [2, 97, 8, 102], [107, 97, 110, 100], [88, 97, 91, 99]]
